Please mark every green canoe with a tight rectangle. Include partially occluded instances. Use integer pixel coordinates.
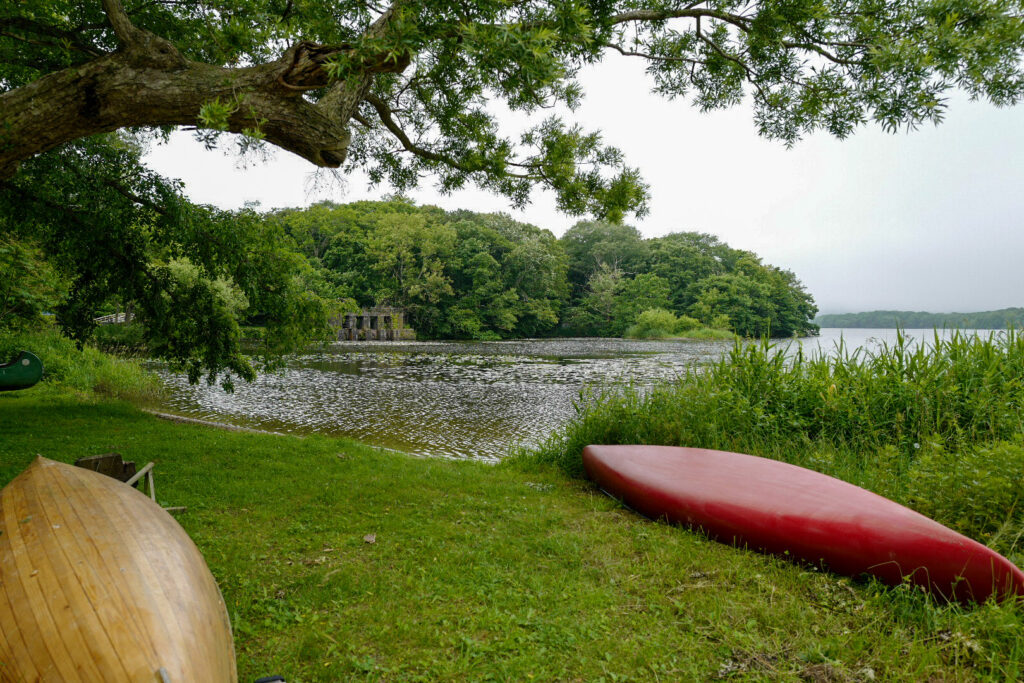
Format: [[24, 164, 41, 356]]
[[0, 351, 44, 391]]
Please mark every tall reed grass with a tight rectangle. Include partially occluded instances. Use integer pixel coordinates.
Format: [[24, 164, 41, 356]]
[[512, 330, 1024, 558]]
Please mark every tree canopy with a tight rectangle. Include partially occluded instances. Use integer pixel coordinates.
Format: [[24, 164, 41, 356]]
[[561, 222, 818, 336], [2, 0, 1023, 220], [270, 200, 570, 339]]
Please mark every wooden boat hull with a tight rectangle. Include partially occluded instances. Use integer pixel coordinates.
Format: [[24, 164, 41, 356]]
[[583, 444, 1024, 603], [0, 457, 237, 682], [0, 351, 43, 392]]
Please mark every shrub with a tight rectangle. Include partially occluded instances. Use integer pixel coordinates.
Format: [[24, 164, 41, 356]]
[[682, 327, 740, 340], [710, 313, 732, 332], [625, 308, 678, 338], [92, 323, 147, 353], [674, 315, 701, 333]]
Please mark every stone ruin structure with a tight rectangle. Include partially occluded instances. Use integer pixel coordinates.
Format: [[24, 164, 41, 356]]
[[333, 307, 415, 341]]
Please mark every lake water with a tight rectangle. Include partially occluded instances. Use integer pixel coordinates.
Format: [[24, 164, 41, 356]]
[[152, 328, 997, 461]]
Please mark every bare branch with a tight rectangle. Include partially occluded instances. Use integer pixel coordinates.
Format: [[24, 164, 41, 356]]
[[0, 31, 66, 52], [279, 0, 294, 23], [364, 93, 461, 167], [781, 40, 862, 67], [694, 31, 769, 101], [103, 179, 167, 214], [0, 18, 106, 57], [610, 8, 863, 70]]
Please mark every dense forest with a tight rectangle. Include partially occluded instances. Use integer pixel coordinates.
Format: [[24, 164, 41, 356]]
[[270, 200, 819, 339], [816, 309, 1024, 329]]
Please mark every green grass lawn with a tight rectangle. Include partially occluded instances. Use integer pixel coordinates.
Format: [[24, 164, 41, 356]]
[[3, 393, 1022, 681]]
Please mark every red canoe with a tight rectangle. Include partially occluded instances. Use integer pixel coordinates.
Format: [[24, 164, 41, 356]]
[[583, 444, 1024, 603]]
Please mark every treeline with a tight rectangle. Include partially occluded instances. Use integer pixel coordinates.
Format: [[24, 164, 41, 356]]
[[269, 200, 819, 339], [266, 201, 568, 339], [816, 309, 1024, 329], [558, 221, 818, 338]]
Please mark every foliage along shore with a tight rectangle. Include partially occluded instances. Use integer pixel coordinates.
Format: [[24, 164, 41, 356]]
[[3, 328, 1024, 678], [622, 307, 738, 340], [0, 328, 164, 403], [815, 308, 1024, 330]]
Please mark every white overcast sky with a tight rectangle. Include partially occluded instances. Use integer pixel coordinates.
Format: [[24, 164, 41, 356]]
[[144, 58, 1024, 315]]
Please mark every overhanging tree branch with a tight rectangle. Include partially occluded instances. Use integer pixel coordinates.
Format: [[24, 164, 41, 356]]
[[694, 30, 770, 101], [364, 93, 475, 169], [602, 42, 702, 66], [0, 0, 1021, 199], [0, 0, 413, 180], [610, 8, 866, 69]]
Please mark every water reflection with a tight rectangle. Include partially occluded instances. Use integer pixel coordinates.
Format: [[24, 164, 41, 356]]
[[153, 329, 994, 461]]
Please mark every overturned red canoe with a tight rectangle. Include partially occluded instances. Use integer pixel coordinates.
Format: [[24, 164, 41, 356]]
[[583, 444, 1024, 603]]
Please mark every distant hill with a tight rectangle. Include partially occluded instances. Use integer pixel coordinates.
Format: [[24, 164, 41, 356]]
[[815, 308, 1024, 329]]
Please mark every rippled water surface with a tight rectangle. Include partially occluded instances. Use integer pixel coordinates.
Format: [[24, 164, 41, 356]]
[[152, 329, 994, 461], [153, 337, 739, 460]]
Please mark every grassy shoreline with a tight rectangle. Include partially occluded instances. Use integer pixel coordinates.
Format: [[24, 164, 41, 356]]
[[4, 329, 1024, 679], [2, 393, 1023, 680], [518, 331, 1024, 557]]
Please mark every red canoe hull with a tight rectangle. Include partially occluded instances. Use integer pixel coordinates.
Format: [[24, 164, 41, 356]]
[[583, 445, 1024, 603]]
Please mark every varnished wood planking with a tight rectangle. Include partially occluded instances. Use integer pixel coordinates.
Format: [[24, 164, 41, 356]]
[[2, 462, 146, 681], [1, 476, 90, 681], [49, 463, 182, 663], [59, 464, 208, 677], [35, 465, 159, 678], [0, 458, 237, 682], [30, 467, 134, 679]]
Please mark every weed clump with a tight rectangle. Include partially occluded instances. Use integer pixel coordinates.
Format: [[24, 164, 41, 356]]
[[624, 307, 737, 340], [624, 308, 680, 338], [906, 438, 1024, 559]]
